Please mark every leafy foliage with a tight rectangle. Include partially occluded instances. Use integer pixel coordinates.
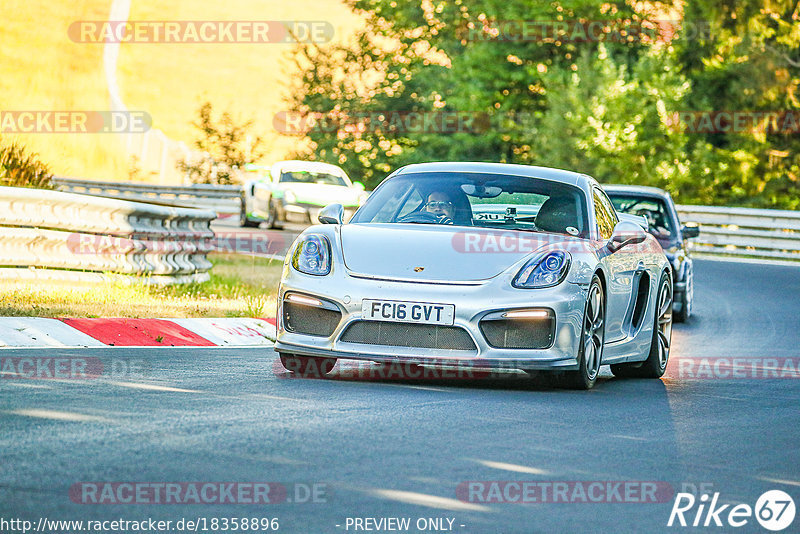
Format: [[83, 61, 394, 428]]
[[179, 102, 264, 185], [0, 139, 53, 189], [673, 0, 800, 208], [287, 0, 799, 208]]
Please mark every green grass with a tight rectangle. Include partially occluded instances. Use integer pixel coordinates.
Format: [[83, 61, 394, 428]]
[[0, 253, 283, 318], [1, 0, 361, 182], [0, 0, 130, 180]]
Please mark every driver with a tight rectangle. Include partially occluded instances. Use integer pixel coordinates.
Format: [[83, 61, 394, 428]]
[[424, 191, 456, 222]]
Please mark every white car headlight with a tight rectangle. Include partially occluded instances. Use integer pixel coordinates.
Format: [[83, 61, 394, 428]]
[[285, 190, 297, 204], [291, 235, 331, 276], [513, 251, 571, 289]]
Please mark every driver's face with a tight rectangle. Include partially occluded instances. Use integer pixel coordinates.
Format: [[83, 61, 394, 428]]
[[425, 192, 455, 218]]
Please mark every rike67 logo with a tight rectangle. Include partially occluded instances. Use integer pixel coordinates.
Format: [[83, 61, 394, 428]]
[[668, 490, 795, 531]]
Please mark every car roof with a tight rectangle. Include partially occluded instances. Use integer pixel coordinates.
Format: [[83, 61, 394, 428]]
[[602, 184, 671, 200], [394, 162, 589, 187]]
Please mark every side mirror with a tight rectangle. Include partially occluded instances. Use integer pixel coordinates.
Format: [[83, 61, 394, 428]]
[[617, 212, 649, 232], [608, 220, 648, 252], [353, 181, 365, 191], [318, 203, 344, 225], [682, 223, 700, 239]]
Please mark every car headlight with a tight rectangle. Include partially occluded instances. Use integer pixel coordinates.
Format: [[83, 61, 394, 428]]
[[358, 191, 370, 206], [285, 190, 297, 204], [291, 235, 331, 276], [512, 251, 571, 289]]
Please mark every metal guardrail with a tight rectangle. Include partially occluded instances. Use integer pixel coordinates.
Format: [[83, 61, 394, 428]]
[[0, 186, 216, 284], [16, 180, 800, 267], [677, 204, 800, 261], [52, 177, 242, 217]]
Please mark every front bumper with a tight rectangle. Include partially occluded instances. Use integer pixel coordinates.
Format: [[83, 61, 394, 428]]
[[276, 265, 588, 371]]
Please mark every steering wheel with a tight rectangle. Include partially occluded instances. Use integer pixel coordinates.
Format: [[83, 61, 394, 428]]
[[397, 211, 453, 225]]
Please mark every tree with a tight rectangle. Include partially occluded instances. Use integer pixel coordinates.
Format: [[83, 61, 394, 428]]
[[286, 0, 799, 208], [179, 102, 264, 185], [674, 0, 800, 208]]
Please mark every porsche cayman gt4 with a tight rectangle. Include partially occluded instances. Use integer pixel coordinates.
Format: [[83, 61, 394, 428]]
[[275, 162, 673, 389]]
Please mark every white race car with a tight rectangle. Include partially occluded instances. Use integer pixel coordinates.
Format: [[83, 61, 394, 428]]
[[240, 160, 368, 228]]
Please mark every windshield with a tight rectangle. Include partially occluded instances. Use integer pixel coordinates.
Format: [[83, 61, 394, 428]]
[[351, 171, 589, 237], [279, 171, 348, 186], [608, 194, 676, 239]]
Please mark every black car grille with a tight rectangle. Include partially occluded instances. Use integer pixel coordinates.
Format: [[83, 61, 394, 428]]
[[283, 300, 341, 337], [340, 321, 477, 351], [480, 313, 555, 349]]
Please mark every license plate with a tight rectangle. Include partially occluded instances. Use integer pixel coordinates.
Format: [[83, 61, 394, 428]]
[[362, 299, 455, 326]]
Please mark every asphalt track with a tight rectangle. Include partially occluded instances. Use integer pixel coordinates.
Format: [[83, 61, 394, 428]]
[[1, 259, 799, 533]]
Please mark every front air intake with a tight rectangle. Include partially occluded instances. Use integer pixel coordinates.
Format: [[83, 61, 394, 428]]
[[282, 295, 342, 337], [480, 310, 555, 349], [340, 321, 477, 351]]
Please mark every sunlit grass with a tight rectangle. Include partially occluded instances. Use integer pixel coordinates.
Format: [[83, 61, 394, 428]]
[[117, 0, 362, 180], [1, 0, 361, 182], [0, 0, 130, 180], [0, 253, 283, 318]]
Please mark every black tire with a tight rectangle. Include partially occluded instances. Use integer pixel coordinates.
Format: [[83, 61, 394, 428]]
[[240, 194, 260, 228], [267, 200, 282, 230], [264, 201, 277, 229], [561, 274, 605, 390], [611, 271, 673, 379], [279, 354, 337, 378], [672, 295, 687, 323], [672, 271, 691, 323]]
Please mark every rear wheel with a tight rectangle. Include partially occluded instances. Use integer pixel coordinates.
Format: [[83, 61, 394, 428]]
[[263, 199, 276, 229], [279, 354, 337, 378], [561, 274, 605, 390], [239, 194, 260, 228], [267, 200, 282, 230], [611, 272, 673, 378]]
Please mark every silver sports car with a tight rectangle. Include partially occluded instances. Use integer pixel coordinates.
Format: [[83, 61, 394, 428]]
[[275, 162, 673, 389]]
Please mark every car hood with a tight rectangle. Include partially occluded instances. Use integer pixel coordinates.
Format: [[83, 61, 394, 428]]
[[339, 224, 585, 282], [280, 183, 360, 206]]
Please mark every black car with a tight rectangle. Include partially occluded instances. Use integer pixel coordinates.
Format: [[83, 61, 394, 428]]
[[603, 185, 700, 322]]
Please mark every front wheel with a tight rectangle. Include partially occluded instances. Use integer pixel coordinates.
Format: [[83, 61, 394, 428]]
[[673, 270, 692, 323], [561, 274, 605, 390], [611, 272, 673, 378], [279, 354, 337, 378]]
